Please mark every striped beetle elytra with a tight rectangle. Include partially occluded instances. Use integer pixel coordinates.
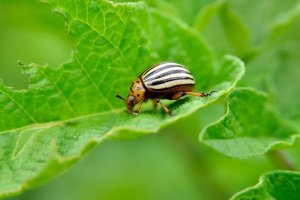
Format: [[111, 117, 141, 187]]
[[116, 62, 216, 116]]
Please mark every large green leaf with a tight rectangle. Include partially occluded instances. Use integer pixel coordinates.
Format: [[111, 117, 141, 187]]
[[200, 88, 299, 158], [0, 0, 245, 197], [231, 170, 300, 200]]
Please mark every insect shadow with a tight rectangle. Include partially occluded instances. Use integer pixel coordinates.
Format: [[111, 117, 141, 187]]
[[167, 96, 193, 110]]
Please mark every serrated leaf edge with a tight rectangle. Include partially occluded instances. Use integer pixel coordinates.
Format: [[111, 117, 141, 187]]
[[199, 87, 300, 158]]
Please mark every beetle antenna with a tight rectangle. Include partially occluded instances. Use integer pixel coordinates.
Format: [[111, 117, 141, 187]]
[[116, 94, 126, 102]]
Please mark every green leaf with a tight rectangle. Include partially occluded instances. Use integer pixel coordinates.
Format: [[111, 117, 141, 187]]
[[230, 170, 300, 200], [0, 0, 245, 197], [218, 3, 251, 57], [193, 0, 224, 31], [145, 0, 209, 25], [270, 3, 300, 42], [241, 2, 300, 125], [200, 88, 299, 158], [193, 0, 253, 59], [193, 0, 300, 62]]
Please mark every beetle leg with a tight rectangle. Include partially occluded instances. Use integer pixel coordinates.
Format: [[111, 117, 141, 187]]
[[156, 99, 172, 116], [184, 90, 216, 97], [134, 98, 145, 114], [151, 99, 158, 108]]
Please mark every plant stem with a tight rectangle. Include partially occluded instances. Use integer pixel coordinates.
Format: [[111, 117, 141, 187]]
[[267, 150, 295, 170]]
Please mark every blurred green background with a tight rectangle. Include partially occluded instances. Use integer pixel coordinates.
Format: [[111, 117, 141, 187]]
[[0, 0, 72, 89], [1, 0, 300, 200]]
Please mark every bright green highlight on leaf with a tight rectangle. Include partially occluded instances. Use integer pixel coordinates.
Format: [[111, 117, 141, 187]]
[[0, 0, 245, 197], [200, 88, 299, 158], [231, 170, 300, 200]]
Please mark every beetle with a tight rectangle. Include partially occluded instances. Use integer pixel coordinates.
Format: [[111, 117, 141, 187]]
[[116, 62, 216, 116]]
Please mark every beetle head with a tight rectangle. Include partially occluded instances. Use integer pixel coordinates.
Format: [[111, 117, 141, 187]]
[[116, 94, 133, 112], [116, 78, 146, 113]]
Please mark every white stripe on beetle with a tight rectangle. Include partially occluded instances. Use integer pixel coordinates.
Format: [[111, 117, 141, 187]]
[[143, 66, 190, 81]]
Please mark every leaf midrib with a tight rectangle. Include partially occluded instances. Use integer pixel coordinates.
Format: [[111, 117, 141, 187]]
[[0, 108, 123, 135]]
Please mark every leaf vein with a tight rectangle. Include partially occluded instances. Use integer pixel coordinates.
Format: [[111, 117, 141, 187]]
[[72, 17, 135, 74], [0, 89, 37, 123], [38, 68, 78, 116], [74, 56, 114, 109]]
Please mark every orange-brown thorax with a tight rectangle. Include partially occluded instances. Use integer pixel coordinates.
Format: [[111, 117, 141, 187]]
[[126, 78, 146, 111]]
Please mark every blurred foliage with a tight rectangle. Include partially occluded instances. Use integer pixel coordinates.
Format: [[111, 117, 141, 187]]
[[1, 0, 300, 200], [0, 0, 72, 89]]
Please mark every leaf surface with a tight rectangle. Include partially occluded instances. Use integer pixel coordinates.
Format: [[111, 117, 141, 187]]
[[231, 170, 300, 200], [0, 0, 244, 197], [200, 88, 299, 158]]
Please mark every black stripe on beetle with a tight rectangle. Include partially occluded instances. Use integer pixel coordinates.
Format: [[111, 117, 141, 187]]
[[116, 62, 216, 116]]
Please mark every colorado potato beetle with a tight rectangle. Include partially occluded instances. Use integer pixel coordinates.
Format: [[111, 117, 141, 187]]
[[116, 62, 216, 116]]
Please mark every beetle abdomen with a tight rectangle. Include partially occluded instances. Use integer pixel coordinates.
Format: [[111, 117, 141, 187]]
[[141, 62, 195, 91]]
